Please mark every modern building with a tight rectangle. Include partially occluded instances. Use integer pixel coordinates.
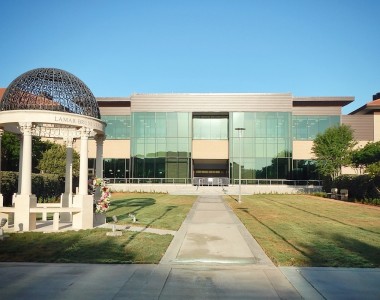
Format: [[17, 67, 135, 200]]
[[84, 92, 380, 186], [2, 83, 380, 188]]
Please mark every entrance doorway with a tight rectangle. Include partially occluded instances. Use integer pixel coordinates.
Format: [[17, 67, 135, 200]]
[[192, 159, 229, 186]]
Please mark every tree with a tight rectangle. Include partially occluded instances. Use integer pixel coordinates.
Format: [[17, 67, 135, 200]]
[[37, 143, 80, 177], [311, 124, 357, 180], [1, 132, 53, 172], [352, 141, 380, 176], [1, 132, 20, 171]]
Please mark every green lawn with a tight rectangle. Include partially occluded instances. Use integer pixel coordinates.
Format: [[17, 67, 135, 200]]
[[227, 194, 380, 267], [3, 193, 379, 267], [0, 193, 196, 264], [106, 193, 196, 230]]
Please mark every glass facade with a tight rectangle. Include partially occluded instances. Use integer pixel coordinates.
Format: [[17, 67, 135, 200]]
[[96, 110, 341, 182], [292, 160, 319, 180], [193, 116, 228, 139], [104, 158, 129, 180], [131, 112, 192, 180], [230, 112, 292, 180], [102, 115, 131, 139], [292, 115, 340, 140]]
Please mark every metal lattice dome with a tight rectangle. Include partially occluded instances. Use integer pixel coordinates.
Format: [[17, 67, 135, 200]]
[[0, 68, 100, 119]]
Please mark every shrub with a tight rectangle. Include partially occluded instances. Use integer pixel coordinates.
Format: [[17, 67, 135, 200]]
[[326, 174, 380, 204], [1, 171, 78, 204]]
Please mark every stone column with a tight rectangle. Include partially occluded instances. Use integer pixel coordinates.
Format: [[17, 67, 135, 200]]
[[95, 134, 105, 179], [72, 127, 93, 229], [17, 135, 23, 194], [78, 128, 91, 195], [14, 122, 37, 231], [19, 122, 33, 195], [61, 137, 74, 222]]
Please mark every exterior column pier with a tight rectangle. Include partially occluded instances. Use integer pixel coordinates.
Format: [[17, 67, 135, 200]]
[[72, 127, 93, 229], [95, 135, 105, 179], [14, 122, 36, 232], [61, 138, 75, 222], [17, 135, 23, 194]]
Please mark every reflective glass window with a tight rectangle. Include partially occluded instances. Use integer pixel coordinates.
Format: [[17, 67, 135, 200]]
[[102, 115, 131, 139], [293, 115, 340, 140]]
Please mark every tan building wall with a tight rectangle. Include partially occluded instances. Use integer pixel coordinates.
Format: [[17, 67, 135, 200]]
[[192, 140, 229, 159], [292, 141, 315, 160], [88, 140, 130, 158], [342, 115, 374, 141], [131, 93, 293, 112], [374, 112, 380, 142]]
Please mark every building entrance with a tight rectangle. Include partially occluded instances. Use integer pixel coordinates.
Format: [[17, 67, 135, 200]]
[[192, 159, 229, 186]]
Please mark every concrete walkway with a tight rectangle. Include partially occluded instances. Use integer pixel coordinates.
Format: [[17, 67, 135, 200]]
[[1, 195, 380, 299]]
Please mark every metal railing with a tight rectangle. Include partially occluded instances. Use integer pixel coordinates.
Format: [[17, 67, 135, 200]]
[[105, 177, 322, 186], [105, 178, 191, 184], [231, 179, 323, 186]]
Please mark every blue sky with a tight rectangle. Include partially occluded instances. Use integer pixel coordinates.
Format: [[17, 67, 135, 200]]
[[0, 0, 379, 114]]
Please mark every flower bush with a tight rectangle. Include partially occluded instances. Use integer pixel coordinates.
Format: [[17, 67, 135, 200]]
[[93, 178, 111, 214]]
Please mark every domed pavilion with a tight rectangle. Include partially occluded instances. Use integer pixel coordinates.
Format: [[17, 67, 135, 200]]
[[0, 68, 106, 231]]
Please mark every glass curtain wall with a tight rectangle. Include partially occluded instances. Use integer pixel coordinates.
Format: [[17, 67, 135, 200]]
[[101, 115, 131, 139], [291, 115, 340, 180], [230, 112, 292, 181], [104, 158, 129, 181], [193, 115, 228, 139], [131, 112, 192, 182], [292, 115, 340, 140]]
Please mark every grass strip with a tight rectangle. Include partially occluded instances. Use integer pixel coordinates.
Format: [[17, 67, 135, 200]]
[[106, 193, 196, 230], [0, 193, 196, 263], [0, 229, 173, 264], [227, 194, 380, 267]]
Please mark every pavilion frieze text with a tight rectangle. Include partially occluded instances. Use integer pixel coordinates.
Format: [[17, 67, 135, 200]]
[[53, 115, 104, 131]]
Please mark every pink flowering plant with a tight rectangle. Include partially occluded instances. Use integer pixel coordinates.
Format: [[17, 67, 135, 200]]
[[93, 178, 111, 214]]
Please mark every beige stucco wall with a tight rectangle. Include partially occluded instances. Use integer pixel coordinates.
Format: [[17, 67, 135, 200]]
[[342, 140, 372, 175], [374, 112, 380, 141], [292, 141, 315, 160], [192, 140, 229, 159], [88, 139, 130, 158]]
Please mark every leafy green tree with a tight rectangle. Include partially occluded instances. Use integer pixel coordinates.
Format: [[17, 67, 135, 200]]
[[1, 132, 53, 172], [37, 143, 80, 177], [311, 124, 357, 180], [1, 132, 20, 171], [352, 141, 380, 175]]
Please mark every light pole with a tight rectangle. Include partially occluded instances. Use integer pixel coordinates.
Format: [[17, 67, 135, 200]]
[[235, 127, 245, 203]]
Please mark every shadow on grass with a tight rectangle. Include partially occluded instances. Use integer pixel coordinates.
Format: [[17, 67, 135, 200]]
[[262, 196, 380, 235], [108, 198, 156, 210], [300, 232, 380, 267], [238, 208, 312, 260], [107, 197, 156, 221], [239, 207, 380, 267], [0, 230, 139, 263], [121, 205, 176, 249]]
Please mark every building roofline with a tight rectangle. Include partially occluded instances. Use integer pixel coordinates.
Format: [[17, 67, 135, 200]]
[[293, 96, 354, 107], [349, 99, 380, 115]]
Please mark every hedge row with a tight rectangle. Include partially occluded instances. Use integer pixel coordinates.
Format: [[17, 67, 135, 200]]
[[323, 174, 380, 205], [0, 171, 79, 206]]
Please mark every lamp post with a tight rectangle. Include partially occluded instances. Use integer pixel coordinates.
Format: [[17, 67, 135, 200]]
[[235, 127, 245, 203]]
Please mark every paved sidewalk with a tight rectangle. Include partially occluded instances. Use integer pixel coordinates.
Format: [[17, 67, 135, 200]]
[[1, 195, 379, 299]]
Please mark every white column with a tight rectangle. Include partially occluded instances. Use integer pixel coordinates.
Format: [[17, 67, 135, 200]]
[[72, 127, 94, 229], [61, 138, 74, 222], [14, 122, 37, 232], [95, 135, 105, 178], [17, 135, 23, 194], [19, 122, 33, 195], [79, 127, 91, 195], [64, 138, 74, 196]]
